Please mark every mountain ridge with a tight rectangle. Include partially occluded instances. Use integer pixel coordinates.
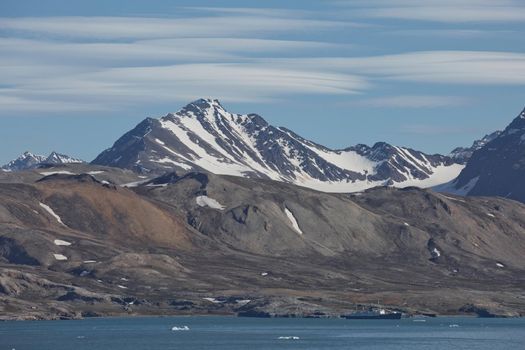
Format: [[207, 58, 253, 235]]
[[92, 98, 464, 192], [1, 151, 83, 172]]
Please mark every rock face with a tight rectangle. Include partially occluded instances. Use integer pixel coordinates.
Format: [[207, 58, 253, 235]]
[[450, 131, 502, 164], [441, 107, 525, 203], [1, 165, 524, 319], [2, 151, 83, 172], [92, 98, 463, 192]]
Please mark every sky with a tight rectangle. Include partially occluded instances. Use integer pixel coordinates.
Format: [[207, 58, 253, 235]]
[[0, 0, 524, 164]]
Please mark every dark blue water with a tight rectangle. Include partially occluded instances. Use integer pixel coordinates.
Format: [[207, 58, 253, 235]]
[[1, 316, 524, 349]]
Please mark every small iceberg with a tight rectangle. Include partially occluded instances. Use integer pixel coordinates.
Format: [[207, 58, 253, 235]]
[[171, 326, 190, 331], [278, 336, 300, 340]]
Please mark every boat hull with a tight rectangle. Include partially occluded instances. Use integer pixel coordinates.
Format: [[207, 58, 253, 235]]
[[343, 313, 402, 320]]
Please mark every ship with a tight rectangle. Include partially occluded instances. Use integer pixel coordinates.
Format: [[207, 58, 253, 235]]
[[342, 307, 402, 320]]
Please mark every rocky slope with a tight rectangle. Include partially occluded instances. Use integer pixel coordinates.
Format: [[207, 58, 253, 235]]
[[92, 99, 463, 192], [1, 165, 524, 320], [439, 107, 525, 203]]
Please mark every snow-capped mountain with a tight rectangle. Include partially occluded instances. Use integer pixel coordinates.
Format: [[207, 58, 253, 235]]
[[1, 152, 47, 172], [438, 107, 525, 202], [92, 98, 464, 192], [1, 151, 83, 172], [449, 131, 502, 164]]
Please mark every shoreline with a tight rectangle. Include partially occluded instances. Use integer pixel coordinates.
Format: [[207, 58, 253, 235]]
[[1, 311, 519, 322]]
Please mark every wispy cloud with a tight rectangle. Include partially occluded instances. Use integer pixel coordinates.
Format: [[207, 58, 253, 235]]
[[269, 51, 525, 85], [338, 0, 525, 23], [0, 95, 112, 112], [0, 13, 357, 113], [399, 124, 483, 135], [0, 37, 339, 66], [0, 10, 524, 114], [354, 95, 470, 108], [386, 29, 515, 38], [0, 15, 345, 40], [182, 7, 315, 18]]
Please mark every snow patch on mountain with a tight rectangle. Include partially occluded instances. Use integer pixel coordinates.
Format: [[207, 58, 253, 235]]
[[284, 207, 303, 235], [53, 254, 68, 261], [196, 195, 225, 210], [54, 239, 72, 246], [40, 170, 77, 176], [39, 202, 66, 226]]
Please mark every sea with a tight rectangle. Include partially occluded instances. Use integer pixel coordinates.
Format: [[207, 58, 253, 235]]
[[1, 316, 524, 349]]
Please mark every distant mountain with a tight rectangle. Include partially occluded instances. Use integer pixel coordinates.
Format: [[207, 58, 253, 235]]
[[437, 107, 525, 202], [449, 131, 502, 164], [44, 151, 83, 165], [1, 151, 83, 172], [92, 98, 463, 192]]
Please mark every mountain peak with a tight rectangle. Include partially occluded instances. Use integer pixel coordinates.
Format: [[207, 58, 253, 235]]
[[186, 98, 224, 112], [162, 98, 228, 124]]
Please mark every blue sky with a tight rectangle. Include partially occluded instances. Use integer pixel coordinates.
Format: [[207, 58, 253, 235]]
[[1, 0, 524, 163]]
